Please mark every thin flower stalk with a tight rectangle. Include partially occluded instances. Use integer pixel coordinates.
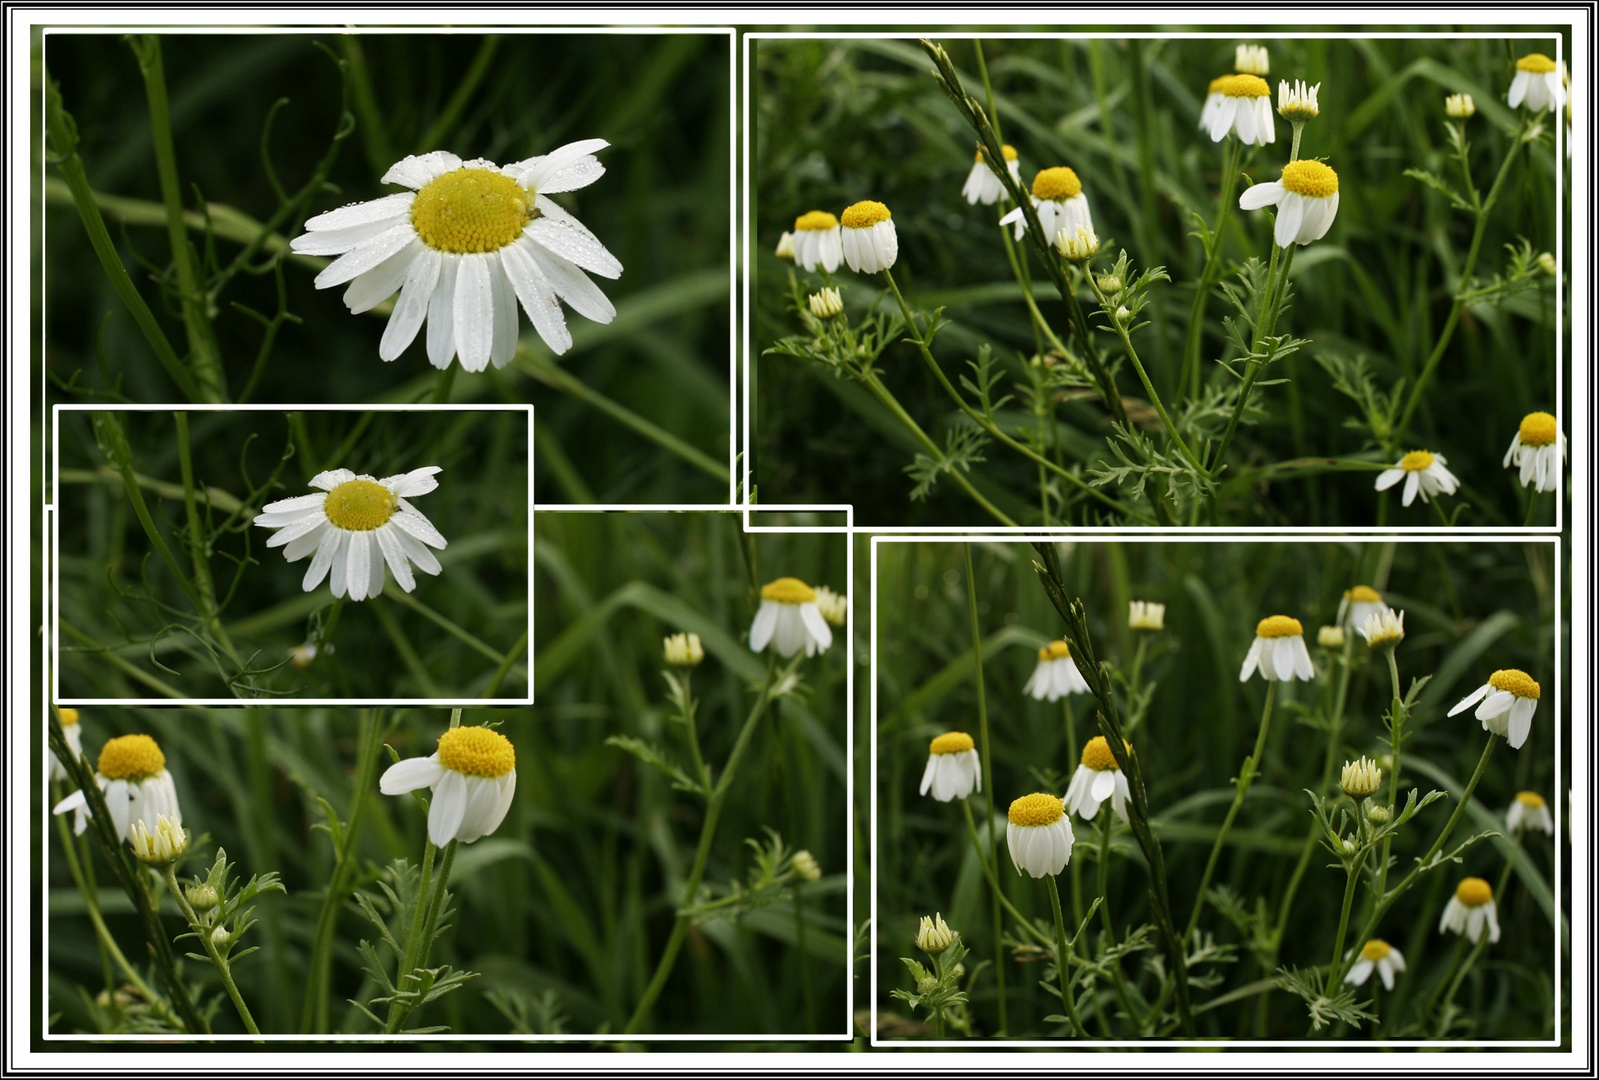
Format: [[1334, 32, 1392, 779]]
[[164, 862, 262, 1037], [963, 544, 1008, 1033]]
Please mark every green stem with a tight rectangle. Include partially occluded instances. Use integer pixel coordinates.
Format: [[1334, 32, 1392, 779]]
[[165, 864, 261, 1037], [431, 365, 457, 404], [1429, 830, 1520, 1035], [383, 836, 437, 1033], [1377, 648, 1405, 900], [960, 799, 1054, 949], [1327, 855, 1364, 982], [174, 413, 243, 669], [1183, 137, 1244, 402], [1186, 680, 1276, 941], [1045, 874, 1089, 1038], [1208, 243, 1296, 478], [1096, 812, 1139, 1028], [963, 544, 1007, 1034]]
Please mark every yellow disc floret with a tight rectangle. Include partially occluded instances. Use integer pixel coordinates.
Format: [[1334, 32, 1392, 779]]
[[930, 731, 976, 755], [1280, 160, 1339, 198], [98, 734, 165, 781], [1489, 668, 1541, 700], [1399, 450, 1436, 472], [1345, 585, 1382, 604], [1455, 876, 1493, 906], [841, 201, 891, 229], [1001, 144, 1019, 161], [795, 210, 839, 232], [324, 479, 398, 531], [1256, 615, 1304, 639], [1216, 73, 1271, 98], [437, 725, 516, 778], [59, 708, 80, 727], [1517, 53, 1558, 73], [1038, 640, 1072, 661], [1515, 790, 1547, 809], [1008, 792, 1065, 827], [1360, 939, 1393, 961], [1031, 167, 1083, 201], [1080, 736, 1129, 772], [1519, 411, 1558, 447], [411, 168, 533, 254], [761, 577, 816, 604]]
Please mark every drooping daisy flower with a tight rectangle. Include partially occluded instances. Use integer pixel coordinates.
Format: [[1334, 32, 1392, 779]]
[[962, 144, 1022, 205], [1063, 736, 1130, 823], [290, 144, 621, 370], [1206, 74, 1276, 145], [1239, 160, 1339, 247], [1129, 601, 1165, 631], [814, 585, 848, 627], [1448, 668, 1540, 749], [1503, 411, 1565, 493], [840, 201, 898, 274], [379, 724, 517, 846], [1506, 790, 1554, 835], [998, 167, 1093, 241], [749, 577, 832, 658], [253, 467, 447, 603], [1336, 586, 1386, 633], [1023, 640, 1091, 701], [48, 707, 83, 781], [915, 912, 956, 954], [920, 731, 981, 802], [1006, 792, 1075, 878], [1358, 608, 1405, 649], [1508, 52, 1567, 113], [791, 211, 842, 273], [1199, 76, 1230, 133], [52, 733, 181, 843], [1439, 877, 1500, 944], [1277, 79, 1320, 122], [1344, 939, 1406, 990], [1374, 450, 1458, 507], [1239, 615, 1314, 682], [1235, 44, 1269, 76]]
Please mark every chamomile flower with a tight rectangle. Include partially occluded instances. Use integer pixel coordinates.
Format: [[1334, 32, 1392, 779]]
[[1508, 52, 1566, 113], [750, 577, 833, 658], [48, 707, 83, 781], [1336, 586, 1386, 633], [291, 144, 621, 370], [1024, 640, 1091, 701], [1277, 79, 1320, 122], [1503, 411, 1565, 493], [1239, 160, 1339, 247], [920, 732, 981, 802], [1129, 601, 1165, 631], [1206, 74, 1276, 145], [1439, 877, 1500, 944], [1239, 616, 1314, 683], [379, 725, 517, 846], [253, 466, 448, 603], [814, 585, 848, 627], [1236, 44, 1270, 76], [1344, 939, 1406, 990], [1006, 793, 1075, 878], [1374, 450, 1458, 507], [998, 167, 1093, 242], [1199, 77, 1230, 133], [840, 201, 898, 274], [792, 211, 842, 272], [1358, 608, 1405, 649], [1448, 668, 1540, 749], [1064, 736, 1130, 824], [962, 144, 1022, 205], [1507, 791, 1554, 835], [52, 734, 181, 843]]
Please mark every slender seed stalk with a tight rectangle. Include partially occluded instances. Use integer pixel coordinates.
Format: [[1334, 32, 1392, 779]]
[[1326, 851, 1366, 983], [1428, 829, 1521, 1034], [1377, 647, 1405, 899]]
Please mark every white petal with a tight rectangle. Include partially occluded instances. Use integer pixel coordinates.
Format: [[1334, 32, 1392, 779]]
[[265, 512, 329, 550], [393, 525, 443, 576], [382, 150, 464, 189], [799, 603, 834, 654], [382, 466, 444, 498], [426, 254, 460, 369], [1273, 637, 1298, 681], [309, 469, 358, 491], [428, 769, 468, 846], [919, 755, 938, 797], [380, 755, 445, 794], [281, 521, 330, 562], [528, 198, 623, 278], [292, 210, 413, 256], [1475, 689, 1515, 721], [488, 255, 522, 368], [313, 224, 416, 289], [749, 601, 779, 652], [1235, 98, 1258, 143], [380, 247, 442, 361], [374, 524, 416, 593], [1091, 770, 1116, 802], [500, 239, 573, 355], [1402, 470, 1421, 506], [526, 245, 617, 325], [1239, 181, 1284, 211], [344, 526, 371, 601], [1292, 638, 1315, 680], [1239, 637, 1263, 681], [1374, 468, 1404, 491], [452, 254, 496, 373], [508, 138, 610, 192], [1508, 71, 1529, 109], [300, 192, 416, 234], [1448, 684, 1490, 717], [1346, 958, 1373, 986], [390, 506, 448, 549], [259, 491, 330, 516], [1508, 696, 1536, 748], [1274, 193, 1304, 249]]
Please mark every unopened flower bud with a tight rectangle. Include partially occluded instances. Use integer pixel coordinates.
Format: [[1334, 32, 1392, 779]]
[[814, 586, 848, 627], [663, 632, 704, 668], [1129, 600, 1165, 631], [1538, 251, 1557, 277], [210, 925, 231, 948], [808, 286, 844, 319], [1366, 803, 1392, 826], [916, 912, 956, 955], [792, 850, 822, 882], [1096, 273, 1123, 296], [917, 975, 940, 995], [1445, 93, 1476, 119], [1340, 756, 1384, 799], [1317, 625, 1345, 648], [775, 231, 796, 260], [1055, 224, 1099, 261], [1115, 306, 1132, 326], [129, 815, 187, 867], [186, 883, 220, 912]]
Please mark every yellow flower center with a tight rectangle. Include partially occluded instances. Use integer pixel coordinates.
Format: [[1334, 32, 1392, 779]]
[[1037, 640, 1072, 661], [1208, 75, 1229, 93], [410, 168, 534, 254], [436, 725, 516, 778], [1255, 615, 1303, 639], [1455, 877, 1493, 907], [1517, 53, 1557, 74], [1001, 144, 1019, 161], [1345, 585, 1382, 604], [1360, 939, 1392, 961], [1080, 736, 1129, 772], [59, 708, 80, 727], [1280, 160, 1339, 198], [1515, 790, 1547, 809], [1399, 450, 1435, 472], [841, 200, 891, 229], [1489, 668, 1540, 700], [324, 479, 397, 532], [98, 734, 165, 781], [1519, 411, 1558, 447], [1031, 167, 1082, 201], [1008, 792, 1065, 827], [930, 731, 975, 755], [794, 210, 838, 232], [761, 577, 816, 604], [1216, 73, 1271, 99]]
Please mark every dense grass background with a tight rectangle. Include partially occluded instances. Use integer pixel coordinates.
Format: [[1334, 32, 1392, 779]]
[[754, 33, 1567, 526]]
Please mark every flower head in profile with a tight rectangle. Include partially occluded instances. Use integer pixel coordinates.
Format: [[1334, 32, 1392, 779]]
[[1206, 74, 1276, 145], [920, 731, 981, 802], [1507, 790, 1554, 835], [791, 211, 842, 272], [1439, 877, 1500, 943], [1064, 736, 1131, 824], [1006, 793, 1075, 878], [1240, 615, 1314, 682], [1508, 52, 1567, 113], [1374, 450, 1458, 507], [814, 585, 848, 627], [750, 577, 832, 657], [663, 632, 704, 668], [1240, 160, 1339, 247], [1277, 79, 1320, 121], [130, 814, 189, 868], [916, 912, 956, 954], [1024, 640, 1091, 701], [1129, 601, 1165, 632], [1446, 93, 1476, 119], [1358, 608, 1405, 650], [1199, 76, 1230, 133], [1055, 224, 1099, 262], [380, 725, 517, 846], [253, 466, 447, 602], [999, 167, 1093, 242], [840, 201, 898, 274], [52, 733, 181, 843], [1503, 411, 1565, 493], [290, 143, 621, 370], [962, 144, 1021, 205], [1336, 585, 1385, 632], [1344, 939, 1406, 990], [1235, 44, 1269, 76], [1449, 668, 1540, 749], [48, 707, 83, 781]]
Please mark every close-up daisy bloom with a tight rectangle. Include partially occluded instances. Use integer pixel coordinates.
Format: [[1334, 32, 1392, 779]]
[[1239, 160, 1339, 247], [839, 200, 898, 274], [750, 577, 833, 658], [962, 144, 1021, 205], [52, 733, 181, 843], [290, 143, 622, 370], [1205, 73, 1276, 144], [998, 167, 1093, 242], [1239, 615, 1314, 683], [1508, 52, 1567, 113], [48, 707, 83, 781], [1506, 790, 1555, 835], [1006, 792, 1075, 878], [1023, 640, 1091, 701], [1063, 736, 1130, 823], [253, 466, 448, 603], [919, 731, 981, 802], [1503, 411, 1565, 493], [1439, 876, 1501, 944], [1336, 585, 1386, 632], [791, 210, 843, 273], [1448, 668, 1540, 749], [379, 725, 518, 847], [1344, 939, 1406, 990], [1374, 449, 1458, 507]]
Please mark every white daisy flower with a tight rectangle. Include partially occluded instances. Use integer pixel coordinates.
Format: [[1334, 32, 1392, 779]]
[[1448, 668, 1540, 749], [749, 577, 832, 658], [48, 707, 83, 781], [1023, 640, 1091, 701], [1205, 74, 1276, 145], [919, 731, 981, 802], [1199, 76, 1230, 133], [1503, 411, 1565, 493], [1344, 939, 1406, 990], [1507, 790, 1554, 835], [1508, 52, 1566, 113], [998, 167, 1093, 241], [1336, 585, 1386, 633], [1277, 79, 1320, 122], [1129, 601, 1165, 631], [1374, 449, 1459, 507], [962, 144, 1022, 205], [1006, 793, 1075, 878], [1239, 160, 1340, 247], [1239, 615, 1315, 683], [1439, 877, 1501, 944], [52, 734, 181, 843], [290, 143, 621, 371], [253, 466, 448, 603], [1235, 44, 1269, 76], [379, 724, 517, 846], [791, 210, 842, 273], [1358, 607, 1405, 649], [840, 200, 898, 274], [1063, 736, 1130, 824]]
